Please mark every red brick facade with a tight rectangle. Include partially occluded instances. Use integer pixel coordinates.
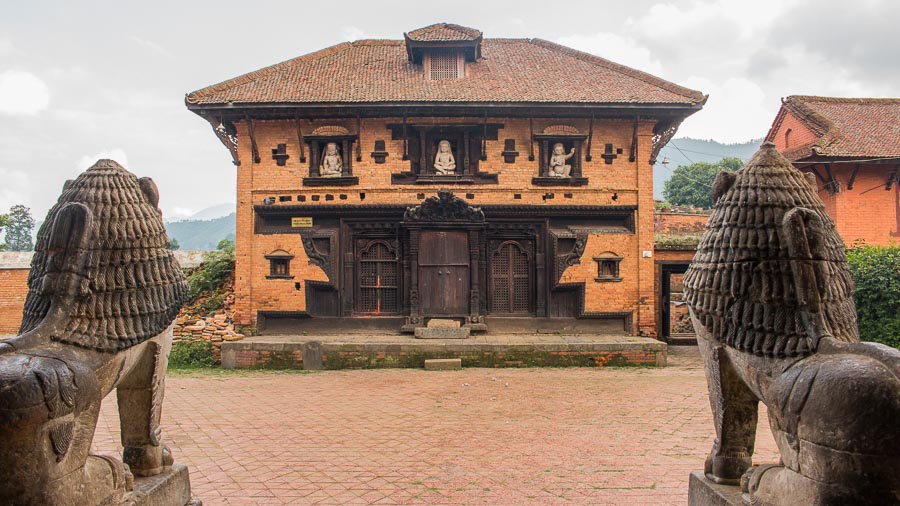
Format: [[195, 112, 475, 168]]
[[766, 97, 900, 246], [188, 24, 705, 336], [0, 269, 28, 334]]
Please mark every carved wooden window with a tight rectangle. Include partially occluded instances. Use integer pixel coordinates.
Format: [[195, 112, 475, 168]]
[[594, 253, 623, 282], [265, 250, 294, 279], [356, 240, 399, 314], [427, 51, 462, 80], [490, 241, 532, 314]]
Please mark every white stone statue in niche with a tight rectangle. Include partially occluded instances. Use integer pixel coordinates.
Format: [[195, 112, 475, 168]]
[[549, 142, 576, 177], [433, 140, 457, 175], [319, 142, 343, 177]]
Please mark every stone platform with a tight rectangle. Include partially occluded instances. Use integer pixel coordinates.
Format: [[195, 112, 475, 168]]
[[221, 333, 666, 370], [130, 464, 197, 506], [688, 471, 743, 505]]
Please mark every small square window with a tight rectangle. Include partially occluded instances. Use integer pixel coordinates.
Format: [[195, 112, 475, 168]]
[[265, 251, 295, 279], [594, 255, 623, 282]]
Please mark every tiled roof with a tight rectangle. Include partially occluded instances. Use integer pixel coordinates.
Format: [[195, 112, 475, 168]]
[[406, 23, 481, 42], [767, 96, 900, 160], [186, 38, 704, 107]]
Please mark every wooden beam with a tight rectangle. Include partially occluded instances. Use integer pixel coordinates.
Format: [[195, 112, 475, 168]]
[[629, 116, 638, 162], [355, 114, 362, 162], [808, 165, 826, 185], [585, 115, 594, 162], [402, 111, 409, 161], [295, 115, 306, 163], [823, 163, 840, 193], [847, 163, 860, 190], [246, 117, 261, 164], [528, 118, 535, 161]]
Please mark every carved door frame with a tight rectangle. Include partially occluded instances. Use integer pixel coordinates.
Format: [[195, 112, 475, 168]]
[[400, 190, 486, 332]]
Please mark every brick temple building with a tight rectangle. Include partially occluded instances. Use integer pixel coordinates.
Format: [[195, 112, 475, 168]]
[[766, 96, 900, 245], [186, 23, 705, 336]]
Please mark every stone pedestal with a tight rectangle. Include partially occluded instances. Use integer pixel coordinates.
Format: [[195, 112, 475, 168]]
[[130, 464, 197, 506], [414, 327, 470, 339], [688, 471, 743, 505]]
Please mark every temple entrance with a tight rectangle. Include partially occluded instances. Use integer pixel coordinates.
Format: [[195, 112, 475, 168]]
[[419, 230, 469, 316], [489, 240, 533, 314], [659, 263, 695, 342]]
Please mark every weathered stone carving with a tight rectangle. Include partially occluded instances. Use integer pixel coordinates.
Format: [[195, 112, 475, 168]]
[[433, 139, 456, 175], [319, 142, 343, 177], [0, 160, 193, 505], [549, 142, 576, 177], [683, 143, 900, 505], [404, 189, 484, 222]]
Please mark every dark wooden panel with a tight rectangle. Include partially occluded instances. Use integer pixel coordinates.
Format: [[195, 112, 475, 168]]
[[419, 230, 470, 316], [306, 283, 339, 317]]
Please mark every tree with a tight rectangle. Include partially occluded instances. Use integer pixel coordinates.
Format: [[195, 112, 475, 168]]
[[168, 238, 181, 250], [3, 205, 34, 251], [846, 244, 900, 349], [663, 157, 743, 209], [0, 213, 8, 251]]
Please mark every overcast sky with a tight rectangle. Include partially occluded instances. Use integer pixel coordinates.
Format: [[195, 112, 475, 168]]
[[1, 0, 897, 221]]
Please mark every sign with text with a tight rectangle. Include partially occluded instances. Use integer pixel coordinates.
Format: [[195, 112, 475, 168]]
[[291, 217, 313, 228]]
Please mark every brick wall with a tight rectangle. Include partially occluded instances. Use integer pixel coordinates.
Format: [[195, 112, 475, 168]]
[[770, 111, 818, 152], [0, 269, 29, 334], [811, 162, 900, 246], [232, 116, 661, 335], [654, 211, 709, 234]]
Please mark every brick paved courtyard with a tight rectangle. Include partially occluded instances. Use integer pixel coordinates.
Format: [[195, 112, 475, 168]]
[[92, 346, 778, 505]]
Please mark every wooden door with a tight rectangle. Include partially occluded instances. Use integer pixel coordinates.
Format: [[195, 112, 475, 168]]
[[489, 240, 533, 314], [419, 230, 469, 315]]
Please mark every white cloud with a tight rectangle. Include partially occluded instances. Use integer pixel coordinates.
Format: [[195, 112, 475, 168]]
[[677, 77, 772, 143], [340, 26, 368, 41], [0, 36, 15, 56], [0, 167, 32, 212], [170, 207, 197, 220], [556, 32, 663, 75], [0, 70, 51, 116], [129, 35, 172, 58], [77, 149, 129, 172]]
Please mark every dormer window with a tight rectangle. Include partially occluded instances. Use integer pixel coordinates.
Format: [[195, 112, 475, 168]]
[[404, 23, 482, 81], [426, 51, 463, 80]]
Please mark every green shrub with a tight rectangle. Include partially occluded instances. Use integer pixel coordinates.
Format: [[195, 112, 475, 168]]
[[168, 340, 216, 368], [846, 244, 900, 349], [187, 239, 235, 302]]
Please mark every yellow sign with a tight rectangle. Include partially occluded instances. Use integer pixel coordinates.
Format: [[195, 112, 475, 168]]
[[291, 217, 313, 228]]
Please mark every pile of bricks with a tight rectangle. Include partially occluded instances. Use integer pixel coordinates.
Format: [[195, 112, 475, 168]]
[[173, 293, 245, 361]]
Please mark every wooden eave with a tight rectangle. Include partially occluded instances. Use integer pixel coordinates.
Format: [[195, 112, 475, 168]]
[[187, 101, 704, 122], [254, 203, 637, 219]]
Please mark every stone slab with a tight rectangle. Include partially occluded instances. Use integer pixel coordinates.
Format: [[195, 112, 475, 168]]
[[424, 358, 462, 370], [302, 341, 323, 370], [130, 464, 196, 506], [427, 319, 461, 328], [415, 327, 470, 340], [688, 471, 743, 505]]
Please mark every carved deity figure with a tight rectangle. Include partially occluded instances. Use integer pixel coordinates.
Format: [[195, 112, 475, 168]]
[[319, 142, 343, 177], [0, 160, 191, 505], [433, 140, 456, 175], [548, 142, 576, 177], [683, 143, 900, 505]]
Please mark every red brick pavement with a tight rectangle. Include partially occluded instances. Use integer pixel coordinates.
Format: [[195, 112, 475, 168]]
[[92, 346, 778, 505]]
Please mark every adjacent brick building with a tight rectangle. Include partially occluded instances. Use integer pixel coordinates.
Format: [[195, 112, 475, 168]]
[[766, 96, 900, 245], [186, 23, 705, 336]]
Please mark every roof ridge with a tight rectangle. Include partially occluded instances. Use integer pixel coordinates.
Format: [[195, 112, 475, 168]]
[[186, 42, 356, 104], [526, 38, 706, 103], [790, 95, 900, 104]]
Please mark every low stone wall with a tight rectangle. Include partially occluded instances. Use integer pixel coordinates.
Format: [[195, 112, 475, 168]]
[[222, 337, 667, 370]]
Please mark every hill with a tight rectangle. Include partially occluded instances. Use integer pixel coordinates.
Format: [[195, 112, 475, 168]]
[[166, 213, 236, 251], [654, 137, 762, 199]]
